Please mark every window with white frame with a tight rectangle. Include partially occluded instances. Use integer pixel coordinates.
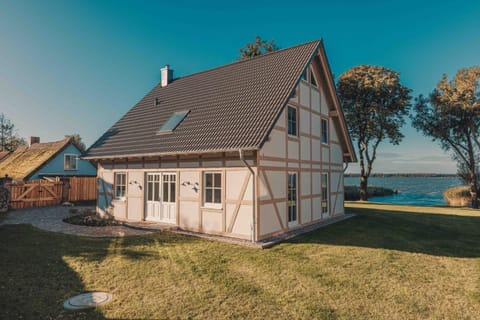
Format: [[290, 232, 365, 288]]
[[204, 172, 222, 208], [321, 173, 329, 215], [321, 118, 328, 144], [288, 172, 298, 223], [114, 172, 126, 200], [64, 154, 78, 170], [287, 106, 297, 136]]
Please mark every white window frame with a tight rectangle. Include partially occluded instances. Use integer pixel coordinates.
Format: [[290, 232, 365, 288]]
[[321, 173, 329, 216], [114, 172, 127, 200], [287, 172, 298, 226], [287, 105, 298, 137], [64, 154, 78, 171], [321, 118, 329, 145], [203, 171, 222, 209]]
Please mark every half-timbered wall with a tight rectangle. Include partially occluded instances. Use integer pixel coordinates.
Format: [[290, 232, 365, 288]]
[[96, 152, 256, 240], [257, 59, 345, 240]]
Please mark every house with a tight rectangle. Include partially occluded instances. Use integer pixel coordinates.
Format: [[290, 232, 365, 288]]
[[0, 136, 97, 181], [84, 40, 356, 241]]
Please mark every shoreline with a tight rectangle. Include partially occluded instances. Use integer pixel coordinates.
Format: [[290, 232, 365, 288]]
[[345, 173, 458, 178]]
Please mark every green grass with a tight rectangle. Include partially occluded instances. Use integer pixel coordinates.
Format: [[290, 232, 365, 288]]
[[1, 203, 480, 319]]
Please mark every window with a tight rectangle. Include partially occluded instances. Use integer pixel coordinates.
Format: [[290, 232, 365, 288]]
[[204, 172, 221, 208], [310, 70, 318, 87], [288, 173, 298, 224], [64, 154, 78, 170], [114, 172, 127, 200], [321, 118, 328, 144], [301, 69, 307, 81], [287, 106, 297, 136], [321, 173, 329, 216], [158, 110, 190, 134]]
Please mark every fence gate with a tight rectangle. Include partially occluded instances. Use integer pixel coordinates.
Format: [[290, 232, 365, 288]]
[[8, 180, 63, 209]]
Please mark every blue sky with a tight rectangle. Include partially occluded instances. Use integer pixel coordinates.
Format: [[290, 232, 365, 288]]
[[1, 0, 479, 173]]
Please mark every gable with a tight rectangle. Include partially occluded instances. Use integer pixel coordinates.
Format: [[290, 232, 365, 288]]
[[259, 45, 355, 163]]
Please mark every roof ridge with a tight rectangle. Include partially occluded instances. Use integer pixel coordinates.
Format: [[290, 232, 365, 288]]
[[166, 39, 322, 84], [29, 137, 71, 147]]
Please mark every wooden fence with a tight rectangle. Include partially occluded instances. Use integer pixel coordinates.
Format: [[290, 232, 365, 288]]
[[6, 177, 97, 209], [67, 177, 97, 202]]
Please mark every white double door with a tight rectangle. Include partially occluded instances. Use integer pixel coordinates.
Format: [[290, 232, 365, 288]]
[[145, 172, 176, 224]]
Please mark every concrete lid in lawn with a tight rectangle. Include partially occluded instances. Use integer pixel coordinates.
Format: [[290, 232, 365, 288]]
[[64, 292, 112, 310]]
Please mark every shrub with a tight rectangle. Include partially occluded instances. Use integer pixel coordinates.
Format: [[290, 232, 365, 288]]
[[443, 186, 475, 207], [344, 185, 396, 201], [64, 211, 120, 227]]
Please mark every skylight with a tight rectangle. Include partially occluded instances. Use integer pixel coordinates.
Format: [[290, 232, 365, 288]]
[[158, 110, 190, 134]]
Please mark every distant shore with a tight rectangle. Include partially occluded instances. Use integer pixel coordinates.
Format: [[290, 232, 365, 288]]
[[345, 173, 458, 178], [344, 185, 397, 201]]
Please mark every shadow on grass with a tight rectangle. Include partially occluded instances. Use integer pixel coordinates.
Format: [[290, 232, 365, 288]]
[[288, 206, 480, 258], [0, 224, 106, 319]]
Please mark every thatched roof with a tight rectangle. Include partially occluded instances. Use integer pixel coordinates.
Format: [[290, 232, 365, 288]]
[[0, 138, 72, 180], [0, 151, 10, 162]]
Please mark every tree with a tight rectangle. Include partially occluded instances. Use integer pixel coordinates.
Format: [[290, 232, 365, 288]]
[[0, 113, 25, 152], [412, 66, 480, 208], [337, 65, 412, 201], [457, 158, 480, 187], [7, 135, 26, 151], [66, 134, 86, 152], [238, 36, 279, 60]]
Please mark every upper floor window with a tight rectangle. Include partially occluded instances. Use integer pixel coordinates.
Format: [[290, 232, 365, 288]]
[[310, 70, 318, 87], [64, 154, 78, 170], [300, 67, 318, 87], [114, 172, 126, 200], [321, 118, 328, 144], [287, 106, 297, 137], [301, 70, 307, 81]]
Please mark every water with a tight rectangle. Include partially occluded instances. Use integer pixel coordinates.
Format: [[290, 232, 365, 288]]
[[344, 176, 463, 206]]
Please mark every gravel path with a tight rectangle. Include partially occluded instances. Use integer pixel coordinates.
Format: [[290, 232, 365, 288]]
[[0, 206, 156, 237]]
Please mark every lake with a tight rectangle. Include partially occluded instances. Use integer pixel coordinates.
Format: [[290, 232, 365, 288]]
[[344, 176, 463, 206]]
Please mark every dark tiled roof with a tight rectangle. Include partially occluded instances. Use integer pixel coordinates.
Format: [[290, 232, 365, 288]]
[[0, 138, 72, 180], [86, 40, 321, 159]]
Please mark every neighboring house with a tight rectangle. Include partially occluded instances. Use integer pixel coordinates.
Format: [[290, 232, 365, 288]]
[[0, 137, 97, 181], [85, 40, 356, 241], [0, 151, 10, 163]]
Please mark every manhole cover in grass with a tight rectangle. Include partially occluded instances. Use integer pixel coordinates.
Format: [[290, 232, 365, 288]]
[[64, 292, 112, 310]]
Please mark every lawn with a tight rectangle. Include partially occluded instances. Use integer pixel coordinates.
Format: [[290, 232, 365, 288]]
[[1, 203, 480, 319]]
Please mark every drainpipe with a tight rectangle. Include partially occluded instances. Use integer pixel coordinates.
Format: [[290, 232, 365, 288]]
[[239, 149, 256, 243]]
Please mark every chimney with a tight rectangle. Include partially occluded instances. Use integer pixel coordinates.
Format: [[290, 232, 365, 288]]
[[29, 136, 40, 146], [161, 65, 173, 87]]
